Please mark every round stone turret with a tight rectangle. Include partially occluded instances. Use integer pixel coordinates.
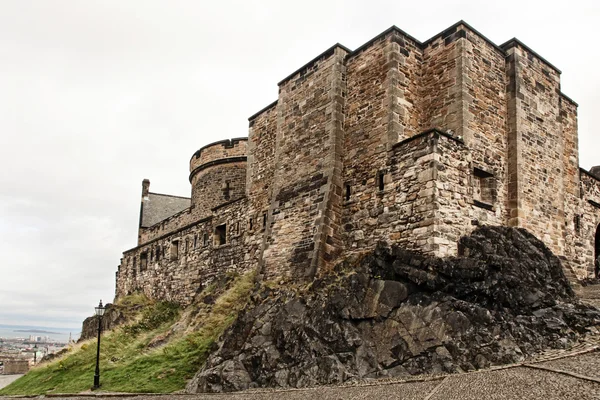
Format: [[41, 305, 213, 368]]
[[189, 138, 248, 217]]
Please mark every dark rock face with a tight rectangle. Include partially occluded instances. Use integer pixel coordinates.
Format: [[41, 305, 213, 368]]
[[79, 304, 126, 341], [187, 227, 600, 393]]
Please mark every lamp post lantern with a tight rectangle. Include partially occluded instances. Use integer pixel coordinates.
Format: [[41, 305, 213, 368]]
[[92, 300, 105, 390], [33, 344, 38, 364]]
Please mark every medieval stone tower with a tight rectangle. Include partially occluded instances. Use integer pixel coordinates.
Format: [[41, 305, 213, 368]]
[[115, 21, 600, 304]]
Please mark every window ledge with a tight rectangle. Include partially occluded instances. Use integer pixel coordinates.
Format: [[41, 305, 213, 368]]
[[473, 199, 495, 211]]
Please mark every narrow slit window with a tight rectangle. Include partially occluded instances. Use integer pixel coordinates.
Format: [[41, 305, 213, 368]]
[[203, 233, 209, 247], [194, 234, 198, 248], [378, 172, 385, 191], [262, 212, 267, 229], [215, 224, 227, 246], [345, 184, 351, 201], [248, 217, 253, 231]]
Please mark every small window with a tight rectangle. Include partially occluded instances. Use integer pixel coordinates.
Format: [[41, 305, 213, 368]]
[[574, 215, 581, 234], [262, 212, 267, 229], [140, 252, 148, 271], [194, 234, 198, 248], [185, 238, 189, 253], [248, 217, 254, 231], [473, 167, 496, 206], [156, 246, 161, 260], [378, 172, 385, 191], [170, 240, 179, 260], [215, 224, 227, 246], [203, 233, 209, 247], [345, 184, 351, 201], [223, 181, 231, 200], [235, 221, 240, 235]]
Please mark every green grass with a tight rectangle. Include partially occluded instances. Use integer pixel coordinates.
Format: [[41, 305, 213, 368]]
[[0, 271, 256, 395]]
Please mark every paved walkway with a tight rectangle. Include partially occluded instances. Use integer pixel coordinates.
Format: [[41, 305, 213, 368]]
[[0, 375, 23, 391], [12, 347, 598, 400]]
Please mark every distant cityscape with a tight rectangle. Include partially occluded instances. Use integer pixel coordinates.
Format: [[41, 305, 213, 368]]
[[0, 325, 79, 375]]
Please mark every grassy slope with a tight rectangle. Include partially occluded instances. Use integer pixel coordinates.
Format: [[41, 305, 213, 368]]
[[0, 271, 255, 395]]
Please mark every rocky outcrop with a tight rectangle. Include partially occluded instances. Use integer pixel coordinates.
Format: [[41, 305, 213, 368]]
[[79, 304, 129, 341], [187, 227, 600, 393]]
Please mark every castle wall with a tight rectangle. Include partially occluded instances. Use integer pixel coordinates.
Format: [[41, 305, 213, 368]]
[[505, 42, 565, 255], [189, 139, 248, 220], [420, 29, 462, 134], [560, 96, 582, 277], [261, 45, 348, 280], [247, 104, 278, 221], [461, 28, 508, 224], [116, 199, 250, 304], [573, 171, 600, 277], [436, 132, 499, 256], [190, 162, 247, 219], [138, 208, 194, 244], [116, 22, 596, 305]]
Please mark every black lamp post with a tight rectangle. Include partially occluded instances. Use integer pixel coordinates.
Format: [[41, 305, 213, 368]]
[[92, 300, 105, 390], [33, 344, 37, 364]]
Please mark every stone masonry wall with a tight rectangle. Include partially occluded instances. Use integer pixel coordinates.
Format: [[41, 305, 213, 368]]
[[190, 162, 247, 220], [260, 46, 348, 281], [560, 96, 582, 277], [116, 199, 251, 304], [116, 22, 597, 306], [574, 171, 600, 277]]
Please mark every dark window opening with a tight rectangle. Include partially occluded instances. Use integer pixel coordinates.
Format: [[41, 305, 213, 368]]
[[235, 221, 240, 235], [248, 217, 253, 231], [203, 233, 209, 247], [170, 240, 179, 260], [262, 212, 267, 229], [345, 184, 351, 201], [194, 234, 198, 248], [156, 246, 161, 260], [473, 167, 496, 206], [140, 252, 148, 271], [185, 238, 189, 253], [574, 215, 581, 234], [223, 181, 231, 200], [215, 224, 227, 246], [378, 172, 385, 191]]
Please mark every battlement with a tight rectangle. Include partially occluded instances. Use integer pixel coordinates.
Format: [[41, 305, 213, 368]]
[[189, 138, 248, 181]]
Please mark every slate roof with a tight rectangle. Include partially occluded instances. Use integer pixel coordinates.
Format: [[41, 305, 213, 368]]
[[590, 166, 600, 179], [140, 192, 191, 228]]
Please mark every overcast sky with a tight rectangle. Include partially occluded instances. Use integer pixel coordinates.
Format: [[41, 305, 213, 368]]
[[0, 0, 598, 331]]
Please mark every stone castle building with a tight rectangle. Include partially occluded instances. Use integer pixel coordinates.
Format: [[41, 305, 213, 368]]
[[115, 21, 600, 304]]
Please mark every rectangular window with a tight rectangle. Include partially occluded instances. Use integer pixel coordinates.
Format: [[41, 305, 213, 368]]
[[262, 212, 267, 229], [378, 172, 385, 191], [215, 224, 227, 246], [203, 233, 209, 247], [248, 217, 254, 231], [473, 168, 496, 208], [194, 234, 198, 248], [345, 184, 351, 201], [170, 240, 179, 260], [140, 252, 148, 271]]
